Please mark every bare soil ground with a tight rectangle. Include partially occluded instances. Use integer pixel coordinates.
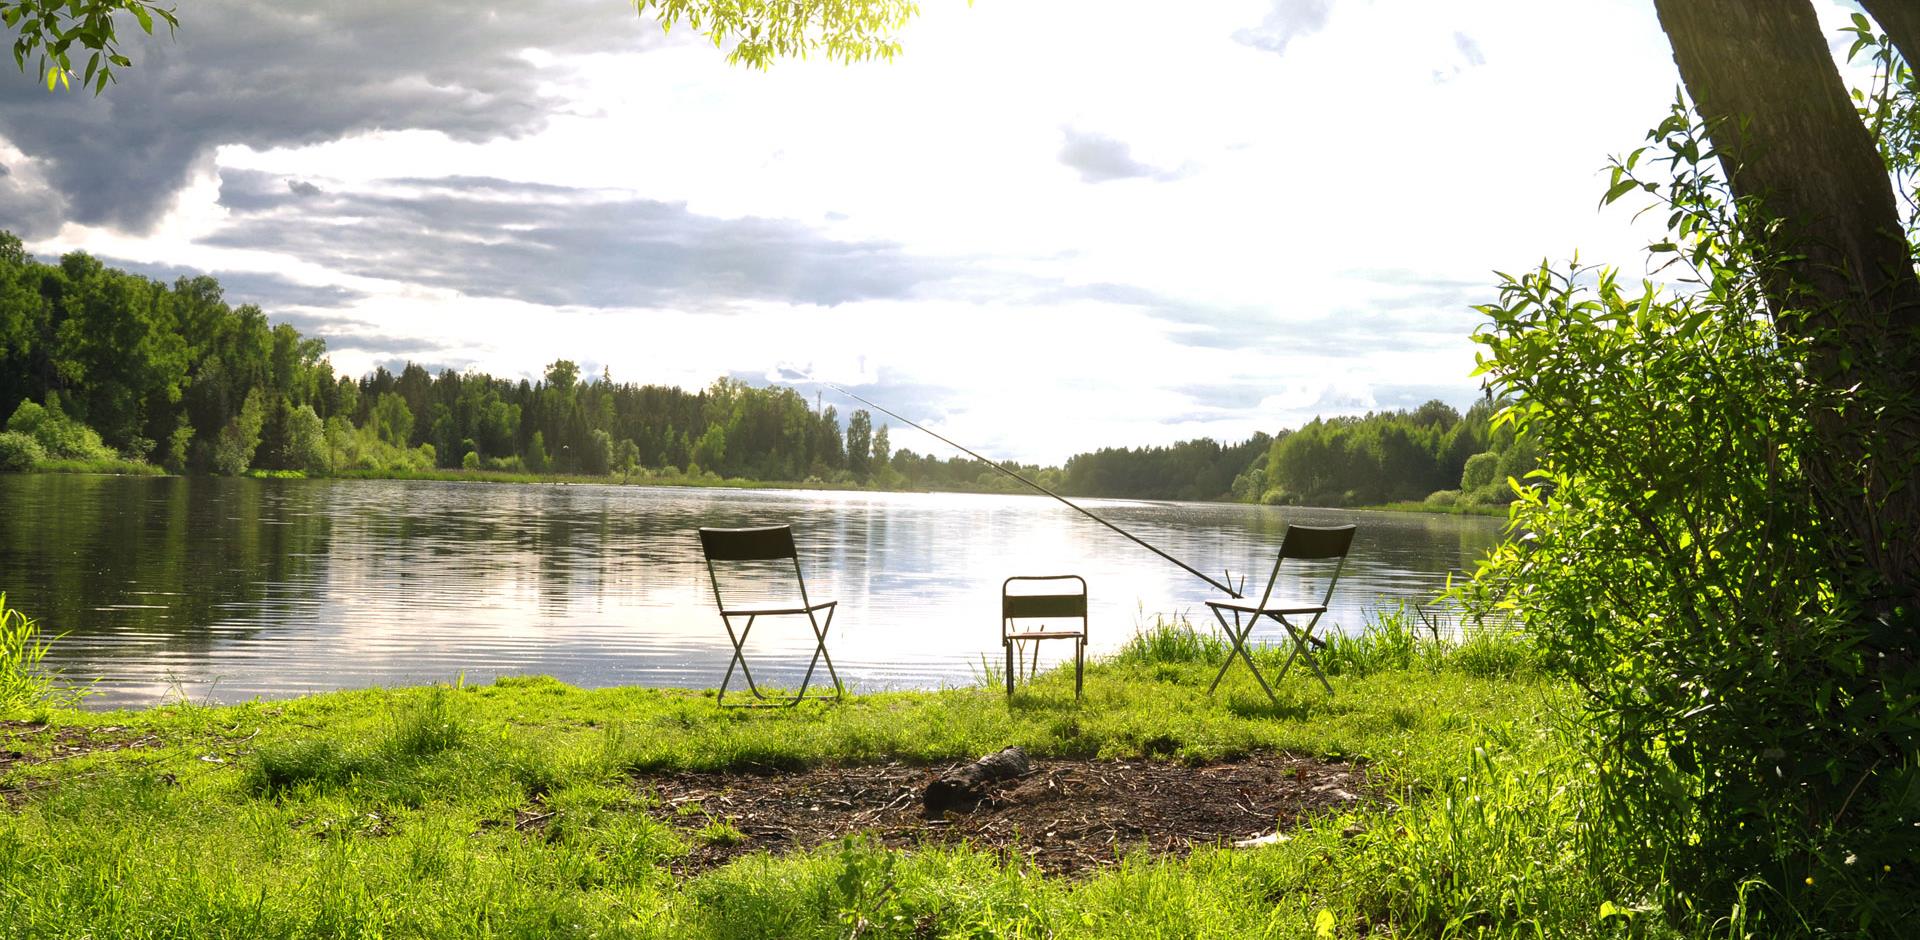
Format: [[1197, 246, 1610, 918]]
[[636, 751, 1368, 876], [0, 719, 169, 807]]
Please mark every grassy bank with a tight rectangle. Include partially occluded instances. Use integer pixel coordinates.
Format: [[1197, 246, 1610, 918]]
[[0, 616, 1692, 939], [1356, 500, 1508, 517]]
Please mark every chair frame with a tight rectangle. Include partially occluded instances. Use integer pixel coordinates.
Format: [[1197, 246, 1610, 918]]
[[1203, 524, 1356, 703], [1001, 575, 1087, 699], [697, 525, 843, 708]]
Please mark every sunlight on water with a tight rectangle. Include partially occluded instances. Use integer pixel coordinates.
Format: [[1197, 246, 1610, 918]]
[[2, 475, 1504, 708]]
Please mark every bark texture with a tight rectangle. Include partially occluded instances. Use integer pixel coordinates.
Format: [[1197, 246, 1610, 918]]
[[1654, 0, 1920, 615], [1860, 0, 1920, 73]]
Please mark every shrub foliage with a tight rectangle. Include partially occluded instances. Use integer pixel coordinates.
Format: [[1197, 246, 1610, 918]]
[[1468, 57, 1920, 932]]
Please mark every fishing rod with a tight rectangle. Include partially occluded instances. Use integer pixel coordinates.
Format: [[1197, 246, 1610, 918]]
[[827, 384, 1242, 599]]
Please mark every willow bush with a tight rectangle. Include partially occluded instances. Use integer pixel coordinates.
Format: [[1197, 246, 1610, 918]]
[[1466, 57, 1920, 934]]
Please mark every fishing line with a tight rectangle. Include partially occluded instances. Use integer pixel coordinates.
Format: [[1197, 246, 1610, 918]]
[[827, 384, 1242, 599]]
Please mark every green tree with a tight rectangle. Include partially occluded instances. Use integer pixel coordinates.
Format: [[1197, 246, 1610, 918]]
[[613, 438, 640, 479], [525, 431, 548, 474], [1654, 0, 1918, 626], [871, 423, 890, 469], [1469, 13, 1920, 925], [210, 388, 265, 475], [691, 424, 726, 472], [845, 409, 872, 481], [282, 404, 325, 473], [583, 428, 613, 476], [368, 393, 413, 449]]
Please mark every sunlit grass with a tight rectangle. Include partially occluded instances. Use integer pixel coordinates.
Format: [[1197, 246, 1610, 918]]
[[0, 623, 1700, 938]]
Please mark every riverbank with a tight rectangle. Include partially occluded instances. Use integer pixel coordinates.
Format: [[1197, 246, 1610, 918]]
[[0, 621, 1673, 938], [8, 463, 1517, 521], [1356, 500, 1508, 517]]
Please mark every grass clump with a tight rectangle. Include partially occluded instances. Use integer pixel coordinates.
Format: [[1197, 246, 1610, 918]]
[[0, 595, 82, 715], [246, 737, 374, 797], [388, 683, 467, 758]]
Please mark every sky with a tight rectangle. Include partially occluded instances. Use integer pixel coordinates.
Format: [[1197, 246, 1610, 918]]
[[0, 0, 1877, 463]]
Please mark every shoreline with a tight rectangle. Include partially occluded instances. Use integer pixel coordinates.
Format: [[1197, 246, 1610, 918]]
[[6, 466, 1515, 516]]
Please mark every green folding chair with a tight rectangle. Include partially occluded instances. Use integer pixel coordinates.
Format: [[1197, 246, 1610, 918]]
[[698, 525, 843, 707], [1002, 575, 1088, 698], [1204, 524, 1356, 702]]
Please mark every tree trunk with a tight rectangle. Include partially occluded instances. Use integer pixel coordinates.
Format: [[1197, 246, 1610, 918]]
[[1860, 0, 1920, 73], [1654, 0, 1920, 616]]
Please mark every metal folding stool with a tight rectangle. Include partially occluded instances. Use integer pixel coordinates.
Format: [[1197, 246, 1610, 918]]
[[1204, 524, 1356, 703], [697, 525, 843, 707], [1002, 575, 1088, 699]]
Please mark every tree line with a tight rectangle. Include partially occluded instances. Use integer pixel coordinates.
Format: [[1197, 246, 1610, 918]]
[[1, 233, 1521, 504]]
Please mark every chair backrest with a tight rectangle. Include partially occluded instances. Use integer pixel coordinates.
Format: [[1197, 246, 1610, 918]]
[[698, 525, 812, 610], [1002, 575, 1087, 639], [699, 525, 797, 561], [1254, 524, 1357, 611], [1279, 523, 1356, 561]]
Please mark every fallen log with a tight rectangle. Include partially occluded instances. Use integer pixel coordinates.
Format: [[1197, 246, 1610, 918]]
[[924, 746, 1031, 814]]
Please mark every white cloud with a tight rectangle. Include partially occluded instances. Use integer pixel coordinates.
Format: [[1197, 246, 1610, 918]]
[[12, 0, 1714, 462]]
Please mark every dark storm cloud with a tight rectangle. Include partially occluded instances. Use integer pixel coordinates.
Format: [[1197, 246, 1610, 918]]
[[204, 174, 948, 308], [0, 0, 660, 233], [95, 255, 366, 309], [0, 163, 63, 239], [1233, 0, 1333, 56], [1057, 129, 1188, 184]]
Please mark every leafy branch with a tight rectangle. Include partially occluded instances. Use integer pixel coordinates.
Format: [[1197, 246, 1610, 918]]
[[1, 0, 176, 93], [633, 0, 921, 68]]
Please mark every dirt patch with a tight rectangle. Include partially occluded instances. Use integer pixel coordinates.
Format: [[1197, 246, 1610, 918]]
[[0, 721, 162, 767], [637, 751, 1367, 876], [0, 721, 168, 808]]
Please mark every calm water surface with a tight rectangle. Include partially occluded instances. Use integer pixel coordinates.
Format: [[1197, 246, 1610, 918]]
[[2, 475, 1504, 708]]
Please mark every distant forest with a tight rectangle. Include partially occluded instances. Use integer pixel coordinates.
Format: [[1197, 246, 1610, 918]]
[[0, 237, 1529, 506]]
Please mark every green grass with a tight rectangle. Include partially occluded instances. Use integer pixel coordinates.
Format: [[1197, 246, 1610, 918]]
[[0, 621, 1695, 939], [1357, 500, 1508, 516], [18, 456, 165, 475]]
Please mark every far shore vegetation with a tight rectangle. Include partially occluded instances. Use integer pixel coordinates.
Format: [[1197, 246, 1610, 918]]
[[0, 238, 1525, 510]]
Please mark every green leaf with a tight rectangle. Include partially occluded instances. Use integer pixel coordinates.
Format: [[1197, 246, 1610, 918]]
[[1314, 908, 1337, 938]]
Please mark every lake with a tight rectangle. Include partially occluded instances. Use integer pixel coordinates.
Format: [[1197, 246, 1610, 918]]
[[2, 475, 1505, 708]]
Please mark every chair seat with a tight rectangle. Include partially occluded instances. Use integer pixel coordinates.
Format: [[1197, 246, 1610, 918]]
[[1006, 630, 1086, 640], [717, 600, 838, 616], [1206, 599, 1327, 616]]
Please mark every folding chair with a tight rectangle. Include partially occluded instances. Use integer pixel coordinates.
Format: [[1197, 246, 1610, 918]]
[[1204, 524, 1356, 703], [1001, 575, 1088, 698], [697, 525, 843, 707]]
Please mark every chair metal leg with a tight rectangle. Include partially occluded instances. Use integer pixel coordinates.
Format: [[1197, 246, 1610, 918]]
[[1206, 608, 1242, 694], [717, 609, 843, 708], [1272, 613, 1334, 695], [717, 614, 764, 706], [1074, 638, 1084, 699], [1005, 640, 1015, 695], [1207, 608, 1279, 704]]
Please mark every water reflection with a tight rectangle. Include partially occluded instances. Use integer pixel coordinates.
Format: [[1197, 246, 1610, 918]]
[[1, 476, 1505, 708]]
